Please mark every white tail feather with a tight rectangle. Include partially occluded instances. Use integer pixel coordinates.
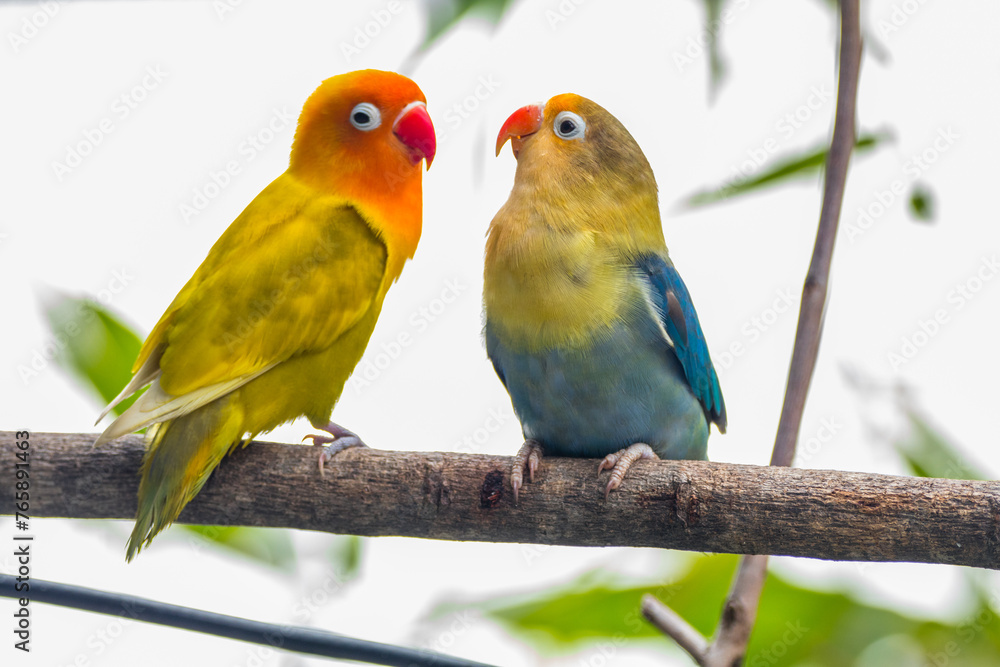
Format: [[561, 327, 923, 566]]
[[93, 364, 275, 446], [95, 352, 163, 425]]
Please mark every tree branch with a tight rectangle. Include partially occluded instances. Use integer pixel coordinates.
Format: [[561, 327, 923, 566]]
[[3, 432, 997, 569], [769, 0, 861, 469], [652, 1, 865, 660], [642, 594, 708, 660], [702, 555, 769, 666]]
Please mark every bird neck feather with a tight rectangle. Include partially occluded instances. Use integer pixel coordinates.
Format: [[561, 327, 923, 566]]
[[286, 163, 422, 284]]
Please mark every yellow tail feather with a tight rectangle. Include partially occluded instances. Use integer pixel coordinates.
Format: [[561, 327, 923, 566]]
[[126, 397, 244, 561]]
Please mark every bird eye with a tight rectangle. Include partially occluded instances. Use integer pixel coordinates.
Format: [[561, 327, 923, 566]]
[[350, 102, 382, 131], [553, 111, 585, 140]]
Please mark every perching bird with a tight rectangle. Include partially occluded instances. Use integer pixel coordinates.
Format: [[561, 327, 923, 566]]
[[96, 70, 435, 560], [485, 94, 726, 501]]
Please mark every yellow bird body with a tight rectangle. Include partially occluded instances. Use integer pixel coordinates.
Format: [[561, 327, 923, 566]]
[[96, 70, 435, 560]]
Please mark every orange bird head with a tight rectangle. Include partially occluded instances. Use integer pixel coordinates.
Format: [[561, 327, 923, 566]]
[[289, 70, 436, 267], [290, 69, 435, 192]]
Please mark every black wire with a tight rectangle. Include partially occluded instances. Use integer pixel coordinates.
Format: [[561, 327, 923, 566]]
[[1, 574, 496, 667]]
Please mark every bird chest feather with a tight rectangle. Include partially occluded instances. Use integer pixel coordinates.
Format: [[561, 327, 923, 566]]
[[484, 215, 643, 351]]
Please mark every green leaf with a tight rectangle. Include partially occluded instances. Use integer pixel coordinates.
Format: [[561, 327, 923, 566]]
[[42, 294, 143, 416], [418, 0, 516, 52], [430, 554, 1000, 663], [702, 0, 727, 100], [185, 525, 296, 572], [683, 131, 890, 208], [893, 408, 988, 481], [908, 183, 935, 222], [329, 535, 364, 582], [425, 556, 737, 653], [426, 567, 670, 653]]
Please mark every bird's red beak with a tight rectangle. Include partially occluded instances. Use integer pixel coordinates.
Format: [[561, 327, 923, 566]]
[[496, 103, 543, 158], [394, 102, 436, 169]]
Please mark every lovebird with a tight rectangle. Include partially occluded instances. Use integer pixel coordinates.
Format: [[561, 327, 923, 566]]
[[96, 70, 436, 560], [485, 94, 726, 501]]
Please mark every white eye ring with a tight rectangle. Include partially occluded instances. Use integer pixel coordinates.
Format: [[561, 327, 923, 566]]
[[553, 111, 585, 140], [350, 102, 381, 131]]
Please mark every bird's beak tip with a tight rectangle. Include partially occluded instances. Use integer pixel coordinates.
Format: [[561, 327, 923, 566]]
[[394, 101, 436, 169], [496, 103, 543, 160]]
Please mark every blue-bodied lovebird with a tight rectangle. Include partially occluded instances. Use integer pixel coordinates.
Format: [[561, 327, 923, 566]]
[[485, 94, 726, 501], [95, 70, 436, 560]]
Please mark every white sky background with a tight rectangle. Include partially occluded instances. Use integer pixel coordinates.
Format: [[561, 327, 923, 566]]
[[2, 0, 999, 665]]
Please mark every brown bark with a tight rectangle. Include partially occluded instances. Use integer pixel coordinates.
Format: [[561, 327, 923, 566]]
[[2, 431, 998, 569]]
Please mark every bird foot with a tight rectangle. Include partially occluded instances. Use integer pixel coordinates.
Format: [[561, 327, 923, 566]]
[[303, 421, 368, 475], [511, 439, 543, 505], [597, 443, 658, 499]]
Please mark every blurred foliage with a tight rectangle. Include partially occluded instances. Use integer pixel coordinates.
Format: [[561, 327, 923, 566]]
[[431, 554, 1000, 665], [893, 407, 987, 482], [418, 0, 516, 51], [701, 0, 726, 100], [330, 535, 365, 581], [417, 0, 726, 93], [693, 0, 846, 101], [683, 132, 890, 208], [43, 294, 143, 416], [909, 183, 935, 222], [186, 525, 296, 572]]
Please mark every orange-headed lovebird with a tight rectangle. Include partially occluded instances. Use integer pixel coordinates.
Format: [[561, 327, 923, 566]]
[[96, 70, 435, 560], [485, 95, 726, 501]]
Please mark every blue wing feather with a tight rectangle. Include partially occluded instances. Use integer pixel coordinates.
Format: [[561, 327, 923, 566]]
[[634, 254, 727, 432]]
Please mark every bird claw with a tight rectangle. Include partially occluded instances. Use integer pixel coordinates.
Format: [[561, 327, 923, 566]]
[[304, 422, 368, 475], [597, 443, 658, 499], [511, 439, 543, 505]]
